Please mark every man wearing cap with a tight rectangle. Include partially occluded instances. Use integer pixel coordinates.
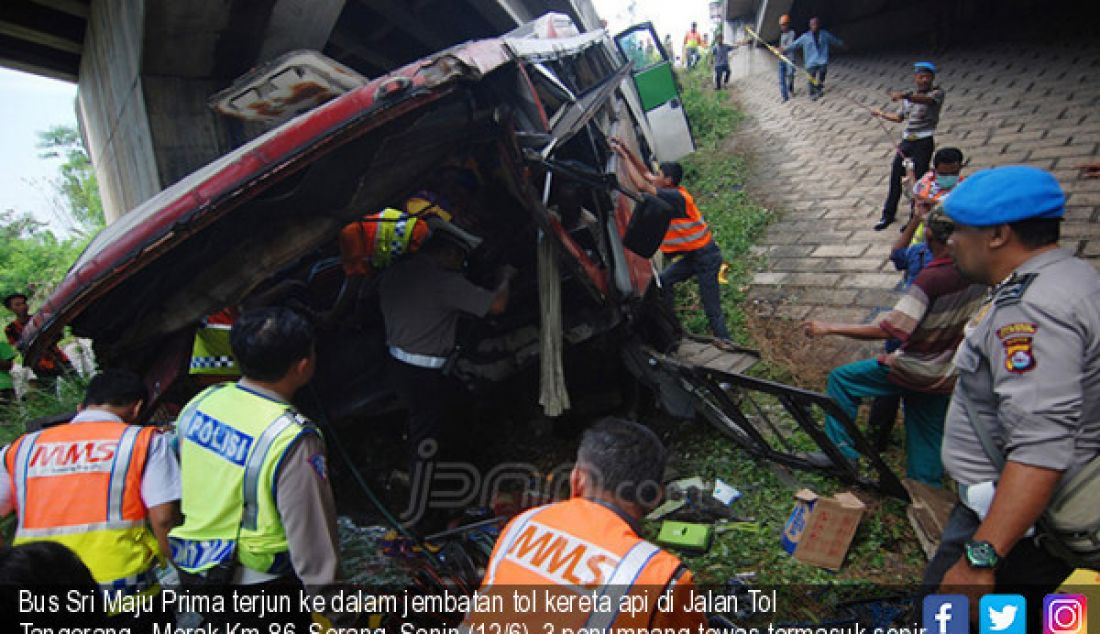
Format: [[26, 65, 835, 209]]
[[801, 206, 985, 486], [378, 229, 514, 523], [871, 62, 945, 231], [926, 166, 1100, 613], [777, 15, 797, 101]]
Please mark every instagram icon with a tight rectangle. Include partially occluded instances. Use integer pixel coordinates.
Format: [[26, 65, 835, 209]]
[[1045, 594, 1087, 634]]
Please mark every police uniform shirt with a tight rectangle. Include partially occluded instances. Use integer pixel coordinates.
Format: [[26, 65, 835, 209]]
[[227, 381, 341, 589], [898, 88, 945, 140], [378, 252, 496, 357], [942, 248, 1100, 486], [0, 409, 182, 515]]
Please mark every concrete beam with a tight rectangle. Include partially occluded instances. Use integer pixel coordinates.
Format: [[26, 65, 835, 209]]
[[358, 0, 452, 51], [0, 20, 82, 54], [28, 0, 89, 19], [258, 0, 345, 62], [327, 29, 398, 74], [0, 32, 78, 81]]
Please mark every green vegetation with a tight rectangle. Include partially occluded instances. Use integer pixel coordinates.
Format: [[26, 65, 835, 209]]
[[0, 376, 87, 446], [0, 124, 100, 544], [672, 71, 770, 345], [650, 68, 925, 589], [36, 125, 107, 239], [1, 125, 103, 303]]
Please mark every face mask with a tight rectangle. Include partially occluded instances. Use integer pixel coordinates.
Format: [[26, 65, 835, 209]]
[[936, 174, 959, 189]]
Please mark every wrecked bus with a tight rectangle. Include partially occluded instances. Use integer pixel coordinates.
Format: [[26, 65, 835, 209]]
[[19, 15, 905, 502]]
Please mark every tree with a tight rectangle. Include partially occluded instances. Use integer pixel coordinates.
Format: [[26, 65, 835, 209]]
[[36, 125, 105, 239], [0, 209, 84, 299]]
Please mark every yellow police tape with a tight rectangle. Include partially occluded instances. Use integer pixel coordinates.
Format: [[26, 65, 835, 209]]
[[743, 26, 820, 86]]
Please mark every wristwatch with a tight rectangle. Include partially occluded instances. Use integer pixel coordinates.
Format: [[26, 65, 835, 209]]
[[964, 540, 1000, 569]]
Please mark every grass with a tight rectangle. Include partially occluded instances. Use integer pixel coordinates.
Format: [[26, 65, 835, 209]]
[[650, 66, 926, 591]]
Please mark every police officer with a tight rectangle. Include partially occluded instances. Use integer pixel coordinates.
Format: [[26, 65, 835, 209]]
[[0, 369, 180, 624], [464, 418, 704, 631], [171, 307, 340, 629], [378, 226, 512, 517], [924, 167, 1100, 618]]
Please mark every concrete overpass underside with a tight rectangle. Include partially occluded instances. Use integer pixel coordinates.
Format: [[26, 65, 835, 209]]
[[1, 0, 599, 221]]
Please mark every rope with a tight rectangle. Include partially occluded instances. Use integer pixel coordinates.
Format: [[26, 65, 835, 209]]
[[537, 230, 570, 417], [743, 26, 901, 153]]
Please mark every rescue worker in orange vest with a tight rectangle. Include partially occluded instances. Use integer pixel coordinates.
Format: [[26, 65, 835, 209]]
[[683, 21, 703, 68], [611, 138, 733, 344], [321, 168, 483, 329], [464, 418, 705, 631], [0, 369, 180, 622]]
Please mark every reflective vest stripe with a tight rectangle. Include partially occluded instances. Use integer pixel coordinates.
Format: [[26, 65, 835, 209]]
[[584, 541, 661, 632], [242, 414, 297, 531], [662, 226, 710, 246], [484, 506, 547, 586], [11, 431, 41, 529], [107, 426, 140, 522], [17, 519, 146, 538], [668, 219, 705, 231]]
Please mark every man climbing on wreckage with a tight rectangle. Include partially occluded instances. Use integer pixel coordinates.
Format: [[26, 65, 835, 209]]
[[610, 138, 734, 348]]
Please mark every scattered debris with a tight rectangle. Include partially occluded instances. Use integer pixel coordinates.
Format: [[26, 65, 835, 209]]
[[657, 520, 714, 553], [713, 478, 742, 505], [902, 479, 957, 560], [337, 517, 413, 586], [781, 489, 867, 571]]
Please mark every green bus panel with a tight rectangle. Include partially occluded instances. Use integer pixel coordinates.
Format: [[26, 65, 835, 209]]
[[633, 63, 677, 112]]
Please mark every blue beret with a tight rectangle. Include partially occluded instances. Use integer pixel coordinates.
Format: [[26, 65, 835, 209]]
[[943, 166, 1065, 226], [913, 61, 937, 74]]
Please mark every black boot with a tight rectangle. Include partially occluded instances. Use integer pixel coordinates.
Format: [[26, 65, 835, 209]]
[[874, 213, 896, 231]]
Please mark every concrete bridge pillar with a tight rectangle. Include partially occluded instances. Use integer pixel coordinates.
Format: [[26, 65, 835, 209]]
[[78, 0, 346, 222]]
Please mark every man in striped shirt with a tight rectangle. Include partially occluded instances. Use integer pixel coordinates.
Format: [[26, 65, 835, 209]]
[[801, 208, 985, 485]]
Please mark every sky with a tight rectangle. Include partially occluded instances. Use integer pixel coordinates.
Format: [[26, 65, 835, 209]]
[[591, 0, 715, 49], [0, 67, 78, 228], [0, 1, 713, 230]]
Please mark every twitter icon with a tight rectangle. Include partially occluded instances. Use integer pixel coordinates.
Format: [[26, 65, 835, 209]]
[[981, 594, 1026, 634]]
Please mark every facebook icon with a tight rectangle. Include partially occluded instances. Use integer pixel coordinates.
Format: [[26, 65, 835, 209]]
[[924, 595, 970, 634]]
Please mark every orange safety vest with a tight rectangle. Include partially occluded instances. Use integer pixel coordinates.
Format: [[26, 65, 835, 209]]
[[660, 187, 713, 255], [339, 208, 431, 276], [465, 498, 705, 631], [2, 421, 161, 589]]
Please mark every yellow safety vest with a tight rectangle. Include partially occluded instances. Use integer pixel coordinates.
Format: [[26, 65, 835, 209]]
[[168, 383, 319, 575], [190, 322, 239, 376]]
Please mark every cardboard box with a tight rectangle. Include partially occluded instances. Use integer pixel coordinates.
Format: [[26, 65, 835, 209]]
[[902, 478, 959, 560], [780, 489, 867, 570]]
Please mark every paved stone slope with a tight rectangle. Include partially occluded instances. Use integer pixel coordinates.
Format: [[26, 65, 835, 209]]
[[724, 43, 1099, 348]]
